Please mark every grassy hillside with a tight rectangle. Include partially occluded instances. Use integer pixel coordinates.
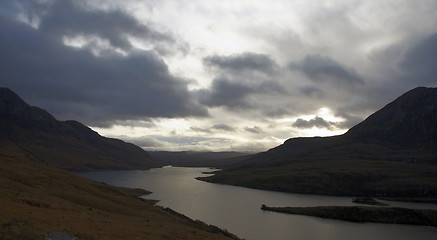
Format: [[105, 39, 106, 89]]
[[0, 149, 239, 240]]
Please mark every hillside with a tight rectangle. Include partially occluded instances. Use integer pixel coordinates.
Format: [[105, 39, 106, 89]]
[[0, 148, 239, 240], [344, 87, 437, 148], [200, 87, 437, 199], [0, 88, 162, 171]]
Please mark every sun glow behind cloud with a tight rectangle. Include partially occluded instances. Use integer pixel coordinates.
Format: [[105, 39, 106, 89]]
[[91, 107, 347, 152]]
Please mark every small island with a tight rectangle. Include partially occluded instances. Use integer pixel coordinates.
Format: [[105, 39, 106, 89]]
[[261, 204, 437, 227]]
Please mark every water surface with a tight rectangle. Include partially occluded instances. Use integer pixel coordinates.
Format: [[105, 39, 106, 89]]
[[79, 167, 437, 240]]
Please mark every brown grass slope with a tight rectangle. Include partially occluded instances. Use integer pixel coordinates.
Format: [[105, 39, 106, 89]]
[[0, 149, 239, 240], [200, 87, 437, 199], [0, 88, 162, 171]]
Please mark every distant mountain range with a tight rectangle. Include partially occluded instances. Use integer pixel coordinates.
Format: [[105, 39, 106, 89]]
[[149, 151, 251, 168], [200, 87, 437, 199], [0, 88, 162, 171], [2, 86, 437, 199]]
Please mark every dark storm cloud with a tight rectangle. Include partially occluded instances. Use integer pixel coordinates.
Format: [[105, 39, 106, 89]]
[[0, 13, 207, 125], [212, 124, 235, 132], [197, 78, 255, 109], [200, 51, 286, 111], [203, 52, 278, 75], [262, 107, 292, 118], [398, 32, 437, 86], [292, 116, 334, 129], [299, 85, 324, 98], [197, 77, 285, 110], [0, 0, 47, 20], [333, 111, 363, 129], [13, 0, 175, 52], [290, 54, 363, 86]]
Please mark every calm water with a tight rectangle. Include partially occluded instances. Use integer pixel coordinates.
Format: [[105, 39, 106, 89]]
[[79, 167, 437, 240]]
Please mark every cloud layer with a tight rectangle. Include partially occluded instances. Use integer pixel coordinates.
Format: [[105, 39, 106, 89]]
[[290, 54, 363, 86], [204, 52, 278, 75], [0, 0, 206, 125], [1, 0, 437, 151]]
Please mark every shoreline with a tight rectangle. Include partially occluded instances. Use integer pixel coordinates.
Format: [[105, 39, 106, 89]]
[[198, 176, 437, 204], [260, 204, 437, 227]]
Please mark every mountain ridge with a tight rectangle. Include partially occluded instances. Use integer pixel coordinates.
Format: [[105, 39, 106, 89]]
[[244, 87, 437, 165], [344, 87, 437, 147], [0, 87, 162, 171], [200, 87, 437, 199]]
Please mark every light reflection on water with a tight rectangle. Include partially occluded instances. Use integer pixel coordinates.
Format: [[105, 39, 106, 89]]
[[79, 167, 437, 240]]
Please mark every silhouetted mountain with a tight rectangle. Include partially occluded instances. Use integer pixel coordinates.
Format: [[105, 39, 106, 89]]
[[200, 87, 437, 199], [344, 87, 437, 148], [240, 87, 437, 165], [0, 87, 162, 171]]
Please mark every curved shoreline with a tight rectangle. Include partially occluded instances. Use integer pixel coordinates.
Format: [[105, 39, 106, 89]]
[[260, 205, 437, 227]]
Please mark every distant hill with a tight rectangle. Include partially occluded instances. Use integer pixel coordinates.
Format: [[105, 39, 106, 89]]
[[200, 87, 437, 199], [150, 151, 251, 168], [0, 87, 162, 171]]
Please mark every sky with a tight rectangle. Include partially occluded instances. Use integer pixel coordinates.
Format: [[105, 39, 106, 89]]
[[1, 0, 437, 152]]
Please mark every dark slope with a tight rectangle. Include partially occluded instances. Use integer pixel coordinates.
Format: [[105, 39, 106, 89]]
[[200, 87, 437, 199], [0, 88, 162, 171], [344, 87, 437, 148], [0, 149, 239, 240]]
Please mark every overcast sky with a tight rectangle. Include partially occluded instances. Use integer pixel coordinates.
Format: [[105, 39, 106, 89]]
[[1, 0, 437, 152]]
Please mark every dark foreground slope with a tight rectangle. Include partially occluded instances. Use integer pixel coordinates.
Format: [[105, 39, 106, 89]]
[[200, 87, 437, 199], [0, 148, 240, 240], [0, 88, 162, 171]]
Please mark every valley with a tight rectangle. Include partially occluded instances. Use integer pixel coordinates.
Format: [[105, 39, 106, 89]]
[[1, 87, 437, 239]]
